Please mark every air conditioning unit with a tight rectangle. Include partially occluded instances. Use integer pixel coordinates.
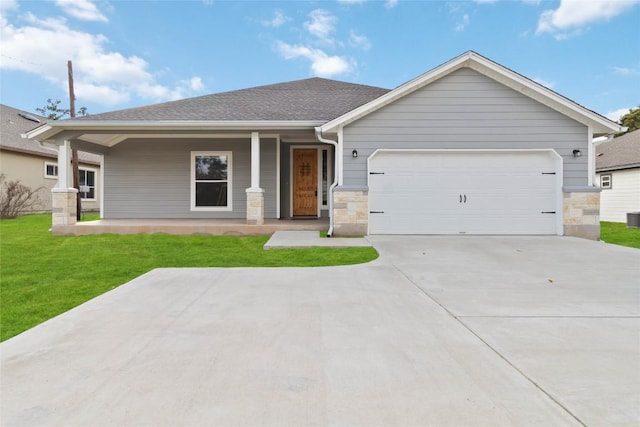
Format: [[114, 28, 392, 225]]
[[627, 212, 640, 228]]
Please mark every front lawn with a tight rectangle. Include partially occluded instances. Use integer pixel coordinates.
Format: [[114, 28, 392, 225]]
[[0, 214, 378, 341], [600, 221, 640, 249]]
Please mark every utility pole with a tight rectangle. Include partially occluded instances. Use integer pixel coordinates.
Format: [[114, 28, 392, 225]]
[[68, 60, 82, 220]]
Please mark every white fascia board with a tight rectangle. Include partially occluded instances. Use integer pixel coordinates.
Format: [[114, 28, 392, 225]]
[[464, 55, 624, 135], [25, 120, 321, 145], [320, 51, 624, 136], [23, 124, 54, 140]]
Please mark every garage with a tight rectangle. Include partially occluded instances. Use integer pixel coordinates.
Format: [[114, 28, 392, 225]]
[[368, 150, 562, 235]]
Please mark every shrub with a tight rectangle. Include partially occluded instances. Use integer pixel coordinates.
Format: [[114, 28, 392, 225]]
[[0, 174, 42, 219]]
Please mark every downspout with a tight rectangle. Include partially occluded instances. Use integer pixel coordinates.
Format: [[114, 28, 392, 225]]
[[315, 127, 338, 237]]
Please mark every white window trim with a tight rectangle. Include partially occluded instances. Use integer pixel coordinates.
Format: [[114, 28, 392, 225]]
[[44, 161, 58, 179], [79, 167, 98, 201], [600, 174, 612, 189], [190, 151, 233, 211]]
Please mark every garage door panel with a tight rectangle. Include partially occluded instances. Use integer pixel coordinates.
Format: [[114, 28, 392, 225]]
[[368, 150, 560, 235]]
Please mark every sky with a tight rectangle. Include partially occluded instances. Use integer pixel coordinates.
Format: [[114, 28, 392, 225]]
[[1, 0, 638, 122]]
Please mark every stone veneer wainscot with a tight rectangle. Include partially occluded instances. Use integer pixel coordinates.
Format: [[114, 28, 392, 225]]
[[332, 187, 368, 236]]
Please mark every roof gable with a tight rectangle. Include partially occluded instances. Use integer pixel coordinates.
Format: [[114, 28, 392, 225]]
[[596, 129, 640, 171], [319, 51, 624, 137]]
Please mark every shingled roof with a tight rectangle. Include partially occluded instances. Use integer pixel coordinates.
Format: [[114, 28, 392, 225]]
[[83, 78, 390, 122], [1, 104, 101, 164], [596, 129, 640, 172]]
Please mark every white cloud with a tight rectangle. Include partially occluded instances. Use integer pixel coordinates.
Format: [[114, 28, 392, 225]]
[[605, 107, 632, 122], [612, 66, 640, 76], [0, 0, 17, 12], [338, 0, 367, 4], [474, 0, 497, 3], [348, 30, 371, 50], [185, 76, 204, 91], [533, 77, 556, 89], [304, 9, 337, 44], [54, 0, 108, 22], [385, 0, 398, 8], [275, 41, 353, 77], [1, 12, 204, 106], [455, 14, 469, 31], [522, 0, 542, 5], [537, 0, 640, 39], [262, 9, 289, 28]]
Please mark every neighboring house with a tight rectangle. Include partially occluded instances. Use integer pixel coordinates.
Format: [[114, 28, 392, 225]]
[[26, 51, 623, 239], [596, 129, 640, 222], [0, 104, 101, 213]]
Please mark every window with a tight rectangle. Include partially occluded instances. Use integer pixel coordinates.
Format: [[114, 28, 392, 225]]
[[600, 174, 612, 189], [45, 162, 58, 179], [191, 152, 232, 210], [78, 168, 97, 200], [45, 162, 97, 200]]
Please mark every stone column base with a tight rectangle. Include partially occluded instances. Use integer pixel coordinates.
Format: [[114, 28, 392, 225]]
[[332, 186, 368, 236], [52, 187, 78, 227], [563, 188, 600, 240], [246, 188, 265, 225]]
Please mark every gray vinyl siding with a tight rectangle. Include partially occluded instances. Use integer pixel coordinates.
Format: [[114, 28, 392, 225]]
[[343, 68, 588, 187], [103, 138, 277, 219]]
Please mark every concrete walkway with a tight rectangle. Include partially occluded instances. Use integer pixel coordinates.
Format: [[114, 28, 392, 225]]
[[1, 236, 638, 426], [264, 230, 372, 249]]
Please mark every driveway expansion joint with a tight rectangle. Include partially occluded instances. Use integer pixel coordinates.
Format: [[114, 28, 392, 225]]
[[389, 260, 589, 427]]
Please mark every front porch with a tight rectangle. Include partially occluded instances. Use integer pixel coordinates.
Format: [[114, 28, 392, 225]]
[[52, 218, 329, 236]]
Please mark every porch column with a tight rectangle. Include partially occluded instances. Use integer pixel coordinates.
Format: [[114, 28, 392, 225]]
[[246, 132, 264, 225], [51, 140, 78, 228]]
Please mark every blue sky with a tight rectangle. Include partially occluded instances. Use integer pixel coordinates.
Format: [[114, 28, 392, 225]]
[[1, 0, 638, 121]]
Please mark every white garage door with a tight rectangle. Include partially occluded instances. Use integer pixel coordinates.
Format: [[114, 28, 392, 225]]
[[368, 150, 561, 235]]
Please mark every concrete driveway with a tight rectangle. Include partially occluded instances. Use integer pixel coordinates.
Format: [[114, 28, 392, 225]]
[[1, 236, 638, 426]]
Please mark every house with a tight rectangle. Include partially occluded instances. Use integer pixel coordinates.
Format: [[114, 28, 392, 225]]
[[25, 51, 624, 239], [596, 129, 640, 222], [0, 104, 101, 214]]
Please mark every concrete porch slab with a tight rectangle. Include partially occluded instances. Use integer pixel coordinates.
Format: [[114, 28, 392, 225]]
[[263, 231, 372, 249], [52, 218, 329, 236]]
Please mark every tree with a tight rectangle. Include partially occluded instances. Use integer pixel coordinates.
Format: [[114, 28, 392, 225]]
[[36, 98, 88, 120], [617, 106, 640, 136]]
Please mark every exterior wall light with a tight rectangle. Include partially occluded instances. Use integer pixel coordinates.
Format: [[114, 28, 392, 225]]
[[352, 149, 358, 158], [573, 149, 582, 158]]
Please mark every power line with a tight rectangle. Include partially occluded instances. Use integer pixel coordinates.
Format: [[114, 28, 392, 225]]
[[0, 54, 45, 68]]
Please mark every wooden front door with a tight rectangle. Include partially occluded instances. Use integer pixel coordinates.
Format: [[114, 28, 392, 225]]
[[293, 149, 318, 216]]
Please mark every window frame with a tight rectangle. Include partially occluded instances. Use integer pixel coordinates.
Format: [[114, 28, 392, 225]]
[[44, 161, 58, 179], [190, 151, 233, 211], [600, 174, 612, 190], [44, 162, 97, 200], [78, 167, 97, 201]]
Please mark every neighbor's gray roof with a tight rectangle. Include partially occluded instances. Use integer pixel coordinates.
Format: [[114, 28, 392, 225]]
[[83, 78, 390, 122], [0, 104, 101, 164], [596, 129, 640, 172]]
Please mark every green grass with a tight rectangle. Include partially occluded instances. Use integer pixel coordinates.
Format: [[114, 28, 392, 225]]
[[0, 214, 378, 341], [600, 221, 640, 249]]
